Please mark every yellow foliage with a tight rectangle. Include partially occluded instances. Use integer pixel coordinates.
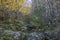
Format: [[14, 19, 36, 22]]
[[12, 0, 25, 10], [0, 0, 31, 15], [19, 6, 31, 15], [0, 0, 1, 5], [1, 0, 25, 9]]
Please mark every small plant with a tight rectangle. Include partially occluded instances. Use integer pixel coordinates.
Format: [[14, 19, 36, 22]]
[[2, 34, 11, 40]]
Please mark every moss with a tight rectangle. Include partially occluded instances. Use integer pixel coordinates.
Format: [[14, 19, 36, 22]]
[[2, 34, 11, 40]]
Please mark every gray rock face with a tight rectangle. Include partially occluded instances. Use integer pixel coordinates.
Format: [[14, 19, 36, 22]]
[[0, 30, 60, 40], [23, 31, 44, 40], [44, 30, 55, 39], [54, 31, 60, 40], [3, 30, 21, 40]]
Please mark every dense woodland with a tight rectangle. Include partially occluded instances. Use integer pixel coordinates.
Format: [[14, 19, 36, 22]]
[[0, 0, 60, 40]]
